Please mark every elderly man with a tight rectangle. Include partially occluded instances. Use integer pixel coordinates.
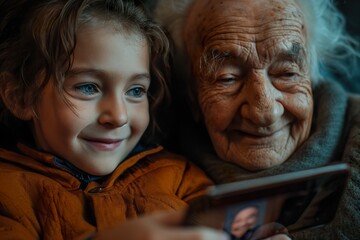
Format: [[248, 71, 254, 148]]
[[153, 0, 360, 239]]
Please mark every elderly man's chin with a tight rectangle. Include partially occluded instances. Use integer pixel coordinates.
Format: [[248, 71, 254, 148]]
[[222, 150, 291, 171], [213, 141, 295, 171]]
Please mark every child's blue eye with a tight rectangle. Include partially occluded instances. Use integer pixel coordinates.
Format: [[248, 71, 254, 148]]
[[126, 87, 147, 98], [74, 83, 99, 95]]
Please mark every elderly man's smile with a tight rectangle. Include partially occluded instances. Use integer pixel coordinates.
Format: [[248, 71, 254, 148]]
[[229, 124, 290, 144]]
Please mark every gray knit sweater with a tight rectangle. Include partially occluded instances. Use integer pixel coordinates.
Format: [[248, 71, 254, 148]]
[[176, 81, 360, 239]]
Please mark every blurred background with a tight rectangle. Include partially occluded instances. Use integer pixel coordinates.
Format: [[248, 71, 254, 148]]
[[338, 1, 360, 38], [336, 0, 360, 92]]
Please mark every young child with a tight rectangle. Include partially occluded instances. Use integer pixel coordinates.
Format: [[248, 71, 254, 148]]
[[0, 0, 214, 239]]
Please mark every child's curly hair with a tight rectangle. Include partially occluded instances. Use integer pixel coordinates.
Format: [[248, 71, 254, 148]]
[[0, 0, 170, 144]]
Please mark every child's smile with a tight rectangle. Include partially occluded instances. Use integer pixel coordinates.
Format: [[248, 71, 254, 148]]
[[79, 123, 131, 151]]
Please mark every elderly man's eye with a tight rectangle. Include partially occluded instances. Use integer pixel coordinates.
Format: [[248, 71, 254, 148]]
[[217, 74, 238, 85], [270, 70, 299, 81], [280, 72, 297, 78], [270, 64, 300, 80]]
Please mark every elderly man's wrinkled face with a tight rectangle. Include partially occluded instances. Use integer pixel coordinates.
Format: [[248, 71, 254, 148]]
[[184, 0, 313, 170]]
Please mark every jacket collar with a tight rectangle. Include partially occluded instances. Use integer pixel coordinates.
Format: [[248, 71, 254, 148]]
[[0, 142, 163, 189]]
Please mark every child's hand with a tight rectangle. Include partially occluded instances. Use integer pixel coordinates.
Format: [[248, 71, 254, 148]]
[[93, 210, 229, 240]]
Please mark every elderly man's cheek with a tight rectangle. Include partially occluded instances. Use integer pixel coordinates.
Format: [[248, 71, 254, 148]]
[[199, 94, 235, 130], [284, 91, 313, 142]]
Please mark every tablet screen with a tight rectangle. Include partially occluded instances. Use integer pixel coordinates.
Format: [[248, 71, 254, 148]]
[[185, 163, 349, 238]]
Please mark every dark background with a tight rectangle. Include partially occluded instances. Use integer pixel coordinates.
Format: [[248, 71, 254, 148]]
[[336, 0, 360, 92], [337, 1, 360, 38]]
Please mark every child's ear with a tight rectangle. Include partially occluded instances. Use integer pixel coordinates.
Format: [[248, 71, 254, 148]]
[[0, 72, 33, 121]]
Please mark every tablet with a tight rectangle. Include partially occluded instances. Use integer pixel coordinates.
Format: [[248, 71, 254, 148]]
[[184, 163, 350, 238]]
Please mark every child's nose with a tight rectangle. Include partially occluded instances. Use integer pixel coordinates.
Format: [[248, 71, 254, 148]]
[[98, 96, 128, 128]]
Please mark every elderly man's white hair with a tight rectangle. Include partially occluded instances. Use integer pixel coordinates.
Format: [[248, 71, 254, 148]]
[[153, 0, 360, 85]]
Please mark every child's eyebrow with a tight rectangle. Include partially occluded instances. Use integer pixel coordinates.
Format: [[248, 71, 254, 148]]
[[65, 68, 151, 81], [66, 68, 104, 78]]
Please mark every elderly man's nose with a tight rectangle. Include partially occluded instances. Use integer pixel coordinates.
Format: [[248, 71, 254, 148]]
[[241, 74, 283, 126]]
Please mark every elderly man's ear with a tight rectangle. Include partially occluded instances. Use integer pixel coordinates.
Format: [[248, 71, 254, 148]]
[[0, 72, 33, 121]]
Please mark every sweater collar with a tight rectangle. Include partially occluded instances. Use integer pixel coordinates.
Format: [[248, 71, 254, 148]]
[[52, 143, 157, 184]]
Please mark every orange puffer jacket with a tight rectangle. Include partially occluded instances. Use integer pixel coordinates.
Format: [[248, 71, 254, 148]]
[[0, 143, 212, 239]]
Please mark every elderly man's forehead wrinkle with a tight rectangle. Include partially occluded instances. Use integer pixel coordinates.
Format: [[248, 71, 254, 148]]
[[199, 19, 305, 51], [190, 0, 306, 48]]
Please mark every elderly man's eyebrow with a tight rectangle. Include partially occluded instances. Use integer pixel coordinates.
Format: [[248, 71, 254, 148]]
[[202, 49, 237, 68], [199, 49, 235, 78], [277, 42, 306, 65], [206, 49, 233, 60]]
